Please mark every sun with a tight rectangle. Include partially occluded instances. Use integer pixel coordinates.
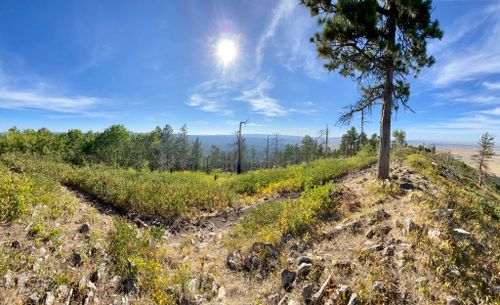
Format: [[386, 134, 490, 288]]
[[216, 38, 238, 67]]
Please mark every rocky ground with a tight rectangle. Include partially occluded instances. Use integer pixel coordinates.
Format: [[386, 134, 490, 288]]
[[1, 160, 497, 304]]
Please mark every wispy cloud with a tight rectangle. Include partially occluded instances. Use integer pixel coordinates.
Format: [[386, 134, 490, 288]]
[[480, 106, 500, 116], [255, 0, 295, 70], [483, 81, 500, 90], [428, 3, 500, 87], [236, 80, 289, 117], [186, 80, 234, 116], [0, 87, 111, 117]]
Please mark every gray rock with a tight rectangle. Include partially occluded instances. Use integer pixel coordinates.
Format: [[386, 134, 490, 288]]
[[366, 243, 384, 252], [446, 295, 460, 305], [492, 285, 500, 295], [347, 292, 359, 305], [27, 293, 40, 305], [15, 273, 29, 288], [280, 269, 296, 291], [365, 228, 374, 239], [297, 263, 312, 277], [72, 251, 83, 266], [336, 284, 350, 299], [217, 285, 226, 300], [79, 223, 91, 234], [1, 270, 14, 288], [377, 225, 392, 235], [403, 219, 416, 236], [311, 275, 331, 303], [382, 245, 395, 256], [123, 277, 138, 294], [301, 283, 314, 300], [288, 300, 299, 305], [226, 249, 242, 271], [90, 267, 103, 283], [44, 291, 55, 305], [373, 281, 384, 291], [55, 285, 69, 299], [11, 240, 21, 249], [296, 256, 313, 266], [428, 228, 441, 241]]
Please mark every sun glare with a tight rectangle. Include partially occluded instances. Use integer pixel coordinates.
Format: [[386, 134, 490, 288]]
[[216, 38, 238, 67]]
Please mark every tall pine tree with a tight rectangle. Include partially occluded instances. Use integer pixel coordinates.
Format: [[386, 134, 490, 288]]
[[301, 0, 442, 179]]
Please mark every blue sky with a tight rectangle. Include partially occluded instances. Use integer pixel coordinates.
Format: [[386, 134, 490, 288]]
[[0, 0, 499, 143]]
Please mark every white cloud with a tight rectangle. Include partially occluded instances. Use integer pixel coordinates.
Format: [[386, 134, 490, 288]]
[[480, 107, 500, 116], [483, 81, 500, 90], [236, 80, 289, 117], [0, 87, 109, 117], [429, 4, 500, 87], [256, 0, 296, 70], [186, 80, 234, 116]]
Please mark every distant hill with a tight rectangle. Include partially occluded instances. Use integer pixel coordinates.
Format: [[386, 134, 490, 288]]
[[188, 134, 341, 153]]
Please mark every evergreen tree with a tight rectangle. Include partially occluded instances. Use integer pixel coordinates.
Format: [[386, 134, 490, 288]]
[[477, 132, 495, 186], [302, 0, 443, 179], [189, 138, 203, 171]]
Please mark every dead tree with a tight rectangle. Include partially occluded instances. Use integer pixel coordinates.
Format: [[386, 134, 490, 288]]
[[477, 132, 495, 186]]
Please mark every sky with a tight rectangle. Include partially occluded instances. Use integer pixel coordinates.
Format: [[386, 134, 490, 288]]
[[0, 0, 499, 143]]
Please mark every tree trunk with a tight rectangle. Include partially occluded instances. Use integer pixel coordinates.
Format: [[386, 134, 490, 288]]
[[377, 0, 396, 180]]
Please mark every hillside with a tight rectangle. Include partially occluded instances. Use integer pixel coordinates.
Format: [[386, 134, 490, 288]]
[[0, 149, 498, 305]]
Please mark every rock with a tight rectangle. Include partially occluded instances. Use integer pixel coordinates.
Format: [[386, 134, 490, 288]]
[[453, 228, 471, 237], [311, 275, 331, 303], [72, 251, 83, 266], [44, 291, 55, 305], [400, 183, 415, 190], [11, 240, 21, 249], [297, 263, 312, 277], [56, 285, 69, 299], [373, 281, 384, 291], [79, 223, 91, 234], [403, 219, 416, 236], [123, 277, 138, 294], [366, 243, 384, 252], [347, 292, 359, 305], [296, 256, 313, 266], [226, 249, 242, 271], [90, 268, 102, 283], [288, 300, 300, 305], [382, 245, 395, 256], [217, 286, 226, 300], [27, 293, 40, 305], [1, 270, 14, 288], [15, 273, 29, 288], [336, 284, 350, 299], [78, 276, 87, 291], [243, 254, 260, 271], [377, 225, 392, 236], [336, 220, 362, 233], [280, 269, 296, 291], [365, 228, 374, 239], [334, 259, 351, 269], [301, 283, 314, 300], [434, 209, 453, 219], [492, 285, 500, 296], [369, 209, 390, 224], [110, 275, 122, 290], [428, 229, 441, 241], [446, 295, 460, 305]]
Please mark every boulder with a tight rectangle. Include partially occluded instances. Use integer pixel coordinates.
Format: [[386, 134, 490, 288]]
[[301, 283, 314, 301], [297, 263, 312, 278], [280, 269, 296, 291], [226, 249, 242, 271]]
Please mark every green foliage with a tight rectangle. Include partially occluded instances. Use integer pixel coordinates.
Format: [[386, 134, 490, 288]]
[[0, 162, 64, 223], [404, 150, 499, 303]]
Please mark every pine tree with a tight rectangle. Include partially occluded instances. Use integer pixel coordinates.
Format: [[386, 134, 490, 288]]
[[301, 0, 443, 179], [477, 132, 495, 186]]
